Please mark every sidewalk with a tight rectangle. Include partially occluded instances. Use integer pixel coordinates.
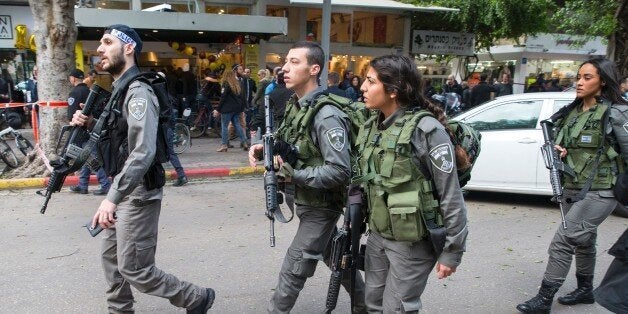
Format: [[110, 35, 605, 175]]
[[0, 129, 263, 190]]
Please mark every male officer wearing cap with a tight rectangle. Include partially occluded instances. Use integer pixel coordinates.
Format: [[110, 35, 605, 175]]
[[71, 24, 215, 313], [67, 68, 111, 195]]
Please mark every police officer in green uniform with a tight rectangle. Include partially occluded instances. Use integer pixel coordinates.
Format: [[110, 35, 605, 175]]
[[355, 55, 468, 313], [72, 25, 214, 314], [248, 41, 366, 313], [517, 58, 628, 313]]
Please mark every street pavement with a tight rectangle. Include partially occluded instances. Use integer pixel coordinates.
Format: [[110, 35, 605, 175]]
[[0, 176, 626, 313]]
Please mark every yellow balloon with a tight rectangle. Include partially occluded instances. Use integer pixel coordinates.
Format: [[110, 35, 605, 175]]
[[29, 34, 36, 51], [209, 62, 218, 71], [184, 46, 194, 56], [171, 42, 180, 50]]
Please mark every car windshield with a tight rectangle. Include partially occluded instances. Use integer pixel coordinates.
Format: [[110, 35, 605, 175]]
[[463, 100, 544, 131]]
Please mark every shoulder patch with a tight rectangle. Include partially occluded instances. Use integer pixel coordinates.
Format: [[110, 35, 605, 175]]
[[68, 97, 75, 107], [129, 97, 148, 120], [326, 127, 346, 151], [623, 121, 628, 134], [429, 143, 454, 174]]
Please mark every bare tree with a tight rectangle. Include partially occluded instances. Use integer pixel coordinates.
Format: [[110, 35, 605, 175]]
[[8, 0, 77, 178]]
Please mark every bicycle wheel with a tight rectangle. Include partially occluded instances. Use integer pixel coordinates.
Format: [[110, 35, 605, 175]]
[[15, 134, 34, 156], [0, 141, 19, 168], [189, 112, 207, 138], [173, 123, 191, 154]]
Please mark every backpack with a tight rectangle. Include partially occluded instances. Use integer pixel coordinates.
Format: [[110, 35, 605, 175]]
[[414, 111, 482, 187], [115, 72, 172, 164]]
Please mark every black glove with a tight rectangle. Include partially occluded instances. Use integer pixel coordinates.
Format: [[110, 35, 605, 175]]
[[273, 140, 298, 166]]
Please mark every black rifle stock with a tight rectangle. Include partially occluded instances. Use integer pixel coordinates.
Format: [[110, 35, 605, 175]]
[[540, 120, 575, 229], [325, 184, 365, 313], [40, 84, 111, 214], [263, 95, 282, 247]]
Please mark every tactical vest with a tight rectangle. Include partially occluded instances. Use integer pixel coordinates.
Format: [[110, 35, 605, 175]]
[[356, 111, 442, 242], [275, 95, 345, 209], [555, 102, 621, 190]]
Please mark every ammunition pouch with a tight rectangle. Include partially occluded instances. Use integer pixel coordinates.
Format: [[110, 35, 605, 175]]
[[143, 162, 165, 190]]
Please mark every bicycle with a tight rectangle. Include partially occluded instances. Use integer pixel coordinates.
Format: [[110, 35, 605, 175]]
[[0, 126, 34, 168], [189, 100, 219, 138], [172, 108, 191, 154]]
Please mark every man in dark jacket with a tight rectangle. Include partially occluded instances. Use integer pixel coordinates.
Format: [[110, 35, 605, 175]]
[[325, 71, 345, 97], [67, 68, 111, 196], [67, 69, 90, 120], [469, 73, 493, 109], [443, 74, 463, 98]]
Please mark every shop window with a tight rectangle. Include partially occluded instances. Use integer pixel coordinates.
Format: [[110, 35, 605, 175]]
[[352, 12, 403, 47], [206, 5, 249, 15], [85, 0, 129, 10]]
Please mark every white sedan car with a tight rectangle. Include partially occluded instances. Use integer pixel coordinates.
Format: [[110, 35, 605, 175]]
[[453, 92, 627, 217]]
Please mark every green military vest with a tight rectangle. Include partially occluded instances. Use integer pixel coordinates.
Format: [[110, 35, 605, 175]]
[[555, 102, 621, 190], [355, 110, 442, 242], [275, 96, 345, 209]]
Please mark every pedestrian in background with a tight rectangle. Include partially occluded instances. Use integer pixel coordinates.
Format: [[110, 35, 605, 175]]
[[469, 73, 493, 108], [83, 69, 98, 88], [325, 71, 345, 97], [214, 69, 248, 152], [248, 41, 366, 313], [358, 54, 468, 313], [338, 69, 354, 90], [67, 68, 111, 196], [72, 24, 215, 313], [621, 76, 628, 99], [159, 71, 189, 187], [495, 72, 513, 96], [345, 75, 363, 102], [517, 57, 628, 314], [250, 70, 292, 139], [442, 74, 463, 99]]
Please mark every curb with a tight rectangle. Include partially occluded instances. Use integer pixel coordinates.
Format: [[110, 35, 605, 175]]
[[0, 166, 264, 190]]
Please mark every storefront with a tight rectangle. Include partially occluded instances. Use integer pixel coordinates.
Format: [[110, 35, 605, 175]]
[[0, 5, 36, 88], [476, 33, 607, 93]]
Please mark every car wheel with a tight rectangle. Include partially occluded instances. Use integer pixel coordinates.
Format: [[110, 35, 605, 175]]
[[613, 203, 628, 218]]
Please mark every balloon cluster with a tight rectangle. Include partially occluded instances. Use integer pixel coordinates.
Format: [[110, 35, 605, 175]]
[[168, 41, 197, 56], [198, 52, 227, 71]]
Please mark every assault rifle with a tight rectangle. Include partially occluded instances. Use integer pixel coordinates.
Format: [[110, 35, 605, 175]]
[[325, 184, 365, 313], [39, 84, 111, 214], [540, 120, 575, 229], [263, 95, 283, 247]]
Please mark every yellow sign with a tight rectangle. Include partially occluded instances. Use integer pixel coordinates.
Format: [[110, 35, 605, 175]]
[[244, 44, 259, 70], [75, 41, 84, 71]]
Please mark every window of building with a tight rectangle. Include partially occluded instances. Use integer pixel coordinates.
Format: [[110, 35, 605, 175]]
[[87, 0, 130, 10], [206, 5, 249, 15]]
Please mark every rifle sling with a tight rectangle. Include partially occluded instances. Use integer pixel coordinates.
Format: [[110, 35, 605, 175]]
[[273, 184, 295, 223]]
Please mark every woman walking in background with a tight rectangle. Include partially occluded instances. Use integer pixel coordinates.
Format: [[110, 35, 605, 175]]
[[213, 69, 248, 152]]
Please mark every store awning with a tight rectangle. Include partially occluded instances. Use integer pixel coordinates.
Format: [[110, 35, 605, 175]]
[[74, 8, 288, 44], [289, 0, 459, 13]]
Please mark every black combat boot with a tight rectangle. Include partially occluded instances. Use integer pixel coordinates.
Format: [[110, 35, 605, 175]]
[[187, 288, 215, 314], [557, 274, 594, 305], [516, 280, 561, 314]]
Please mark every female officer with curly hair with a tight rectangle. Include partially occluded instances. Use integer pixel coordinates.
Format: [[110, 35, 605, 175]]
[[356, 54, 469, 312]]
